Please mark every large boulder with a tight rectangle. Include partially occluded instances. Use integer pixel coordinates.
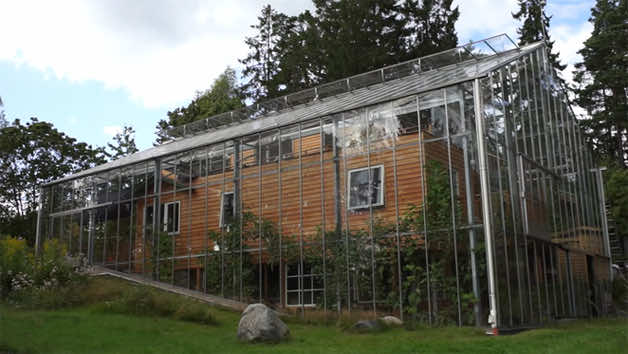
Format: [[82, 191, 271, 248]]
[[237, 303, 290, 343]]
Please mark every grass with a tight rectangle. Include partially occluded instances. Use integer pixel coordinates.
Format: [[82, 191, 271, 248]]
[[1, 277, 627, 354]]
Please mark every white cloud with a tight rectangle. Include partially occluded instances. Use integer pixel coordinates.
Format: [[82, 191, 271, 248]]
[[103, 125, 123, 137], [454, 0, 519, 42], [0, 0, 311, 109], [0, 0, 591, 111]]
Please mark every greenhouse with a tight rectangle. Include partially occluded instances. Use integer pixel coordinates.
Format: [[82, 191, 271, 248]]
[[36, 34, 612, 330]]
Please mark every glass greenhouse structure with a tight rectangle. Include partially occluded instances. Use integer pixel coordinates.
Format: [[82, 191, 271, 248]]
[[37, 35, 612, 330]]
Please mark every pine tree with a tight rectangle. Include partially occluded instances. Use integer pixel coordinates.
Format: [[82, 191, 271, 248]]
[[310, 0, 405, 82], [106, 125, 139, 160], [573, 0, 628, 166], [239, 5, 295, 102], [239, 1, 460, 98], [400, 0, 459, 61], [512, 0, 566, 75]]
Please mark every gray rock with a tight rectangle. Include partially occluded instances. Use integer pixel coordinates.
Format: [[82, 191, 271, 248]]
[[237, 303, 290, 343], [351, 319, 381, 332], [379, 315, 403, 327]]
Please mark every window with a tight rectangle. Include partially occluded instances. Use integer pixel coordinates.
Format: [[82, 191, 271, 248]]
[[348, 165, 384, 210], [220, 192, 235, 227], [144, 201, 180, 235], [286, 263, 323, 307], [208, 154, 228, 175], [259, 137, 293, 164], [161, 201, 180, 234], [144, 204, 154, 231]]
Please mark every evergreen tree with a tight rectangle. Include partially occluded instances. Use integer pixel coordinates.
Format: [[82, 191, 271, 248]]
[[573, 0, 628, 166], [399, 0, 459, 61], [512, 0, 566, 75], [239, 5, 295, 102], [155, 67, 244, 144], [239, 1, 460, 100], [106, 125, 138, 160], [309, 0, 405, 82]]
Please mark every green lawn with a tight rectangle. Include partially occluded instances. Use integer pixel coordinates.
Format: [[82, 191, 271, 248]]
[[1, 278, 626, 354]]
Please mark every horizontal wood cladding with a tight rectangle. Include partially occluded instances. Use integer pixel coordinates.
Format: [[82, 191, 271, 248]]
[[132, 131, 480, 265]]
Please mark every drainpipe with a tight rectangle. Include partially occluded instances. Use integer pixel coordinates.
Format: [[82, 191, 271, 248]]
[[473, 78, 499, 334]]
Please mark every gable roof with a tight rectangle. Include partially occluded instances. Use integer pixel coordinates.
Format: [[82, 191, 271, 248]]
[[46, 38, 544, 187]]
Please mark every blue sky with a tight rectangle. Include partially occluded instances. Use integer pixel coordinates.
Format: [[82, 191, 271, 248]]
[[0, 0, 594, 151]]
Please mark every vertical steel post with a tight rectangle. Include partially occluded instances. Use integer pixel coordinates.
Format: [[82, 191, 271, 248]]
[[115, 172, 122, 271], [365, 107, 377, 316], [319, 119, 328, 314], [593, 168, 612, 279], [391, 101, 404, 321], [341, 113, 352, 313], [278, 131, 283, 307], [298, 123, 305, 315], [128, 169, 135, 273], [473, 78, 499, 331], [444, 88, 463, 326], [416, 95, 432, 325], [35, 189, 44, 256], [258, 133, 263, 302]]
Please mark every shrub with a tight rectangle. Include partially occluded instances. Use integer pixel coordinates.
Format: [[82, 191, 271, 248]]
[[101, 285, 217, 325], [0, 236, 87, 308]]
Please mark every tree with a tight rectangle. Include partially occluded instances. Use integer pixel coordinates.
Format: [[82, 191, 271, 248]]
[[106, 125, 138, 160], [155, 67, 245, 144], [512, 0, 566, 75], [606, 167, 628, 236], [399, 0, 459, 61], [0, 118, 106, 243], [240, 1, 460, 100], [573, 0, 628, 166], [309, 0, 405, 82], [239, 5, 296, 102]]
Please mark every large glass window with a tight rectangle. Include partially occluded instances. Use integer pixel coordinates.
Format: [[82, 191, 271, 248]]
[[285, 263, 323, 307], [144, 201, 180, 235], [347, 165, 384, 210]]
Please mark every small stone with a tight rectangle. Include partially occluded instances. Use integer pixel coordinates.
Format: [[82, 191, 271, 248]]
[[237, 303, 290, 343]]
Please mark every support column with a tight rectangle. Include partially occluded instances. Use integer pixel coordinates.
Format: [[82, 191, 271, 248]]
[[473, 78, 499, 332]]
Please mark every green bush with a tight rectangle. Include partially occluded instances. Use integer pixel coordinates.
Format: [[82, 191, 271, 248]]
[[0, 236, 87, 308], [101, 285, 217, 326]]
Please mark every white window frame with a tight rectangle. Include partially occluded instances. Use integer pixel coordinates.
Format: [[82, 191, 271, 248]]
[[162, 201, 180, 235], [285, 263, 321, 307], [347, 165, 385, 210], [219, 192, 235, 228]]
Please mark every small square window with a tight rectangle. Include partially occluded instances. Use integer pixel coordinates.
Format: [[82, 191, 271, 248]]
[[348, 165, 384, 210]]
